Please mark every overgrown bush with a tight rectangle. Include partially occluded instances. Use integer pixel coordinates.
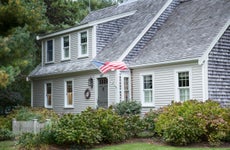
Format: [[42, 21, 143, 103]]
[[155, 100, 230, 146], [53, 113, 101, 147], [18, 133, 40, 150], [123, 115, 143, 138], [142, 108, 163, 134], [2, 107, 58, 130], [114, 101, 141, 116], [96, 108, 126, 143], [0, 128, 14, 141], [53, 107, 126, 147]]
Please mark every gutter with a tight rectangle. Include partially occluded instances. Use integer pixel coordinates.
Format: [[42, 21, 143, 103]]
[[129, 58, 199, 69]]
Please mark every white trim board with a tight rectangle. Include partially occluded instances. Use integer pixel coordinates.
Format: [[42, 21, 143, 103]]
[[36, 11, 136, 41], [199, 20, 230, 65]]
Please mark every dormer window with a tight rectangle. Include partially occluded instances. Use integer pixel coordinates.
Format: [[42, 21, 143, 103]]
[[46, 40, 54, 62], [62, 36, 70, 60], [78, 31, 88, 58]]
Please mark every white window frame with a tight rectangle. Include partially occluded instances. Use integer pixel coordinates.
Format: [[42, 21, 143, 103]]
[[61, 35, 71, 60], [45, 39, 54, 63], [140, 72, 154, 107], [44, 81, 53, 108], [174, 68, 192, 102], [64, 79, 74, 108], [78, 30, 89, 58]]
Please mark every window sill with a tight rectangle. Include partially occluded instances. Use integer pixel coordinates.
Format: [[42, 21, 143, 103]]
[[61, 59, 71, 62], [142, 103, 155, 107], [45, 61, 54, 65], [45, 106, 53, 109], [78, 55, 89, 59], [64, 106, 74, 109]]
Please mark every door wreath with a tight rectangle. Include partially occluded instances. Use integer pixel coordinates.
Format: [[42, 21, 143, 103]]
[[84, 88, 91, 99]]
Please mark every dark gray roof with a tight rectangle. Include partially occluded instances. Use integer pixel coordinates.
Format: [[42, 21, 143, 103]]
[[29, 60, 95, 78], [127, 0, 230, 66], [80, 0, 139, 24], [94, 0, 168, 62]]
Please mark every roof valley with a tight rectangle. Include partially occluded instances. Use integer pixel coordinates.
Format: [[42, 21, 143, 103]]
[[124, 0, 180, 63]]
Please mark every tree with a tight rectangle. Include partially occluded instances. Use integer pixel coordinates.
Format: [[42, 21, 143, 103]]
[[0, 0, 47, 88], [44, 0, 118, 29]]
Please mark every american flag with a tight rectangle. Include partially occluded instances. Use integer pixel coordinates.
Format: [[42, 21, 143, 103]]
[[92, 60, 128, 74]]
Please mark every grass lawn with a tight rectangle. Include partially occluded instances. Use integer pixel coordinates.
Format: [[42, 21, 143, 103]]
[[0, 141, 17, 150], [94, 143, 230, 150]]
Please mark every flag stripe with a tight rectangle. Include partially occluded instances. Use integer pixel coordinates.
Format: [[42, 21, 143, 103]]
[[92, 60, 128, 74]]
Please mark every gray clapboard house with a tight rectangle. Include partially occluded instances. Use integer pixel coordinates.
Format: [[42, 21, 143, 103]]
[[29, 0, 230, 114]]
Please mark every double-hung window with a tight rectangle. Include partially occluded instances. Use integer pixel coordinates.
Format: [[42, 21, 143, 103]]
[[78, 31, 88, 57], [141, 73, 154, 106], [44, 82, 52, 108], [177, 71, 190, 101], [62, 36, 70, 60], [46, 40, 53, 62], [64, 80, 74, 108]]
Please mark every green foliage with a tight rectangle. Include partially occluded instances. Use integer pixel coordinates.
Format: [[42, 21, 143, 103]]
[[142, 108, 163, 133], [54, 113, 101, 147], [0, 128, 14, 141], [45, 0, 118, 29], [123, 115, 143, 138], [0, 107, 58, 130], [155, 100, 230, 146], [18, 132, 42, 150], [51, 107, 126, 147], [96, 108, 126, 143], [114, 101, 142, 116]]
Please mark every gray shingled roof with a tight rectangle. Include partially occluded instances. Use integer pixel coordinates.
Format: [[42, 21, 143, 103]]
[[127, 0, 230, 66], [29, 60, 95, 78], [94, 0, 168, 62], [80, 0, 139, 24]]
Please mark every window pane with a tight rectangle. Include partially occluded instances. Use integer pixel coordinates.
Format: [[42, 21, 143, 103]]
[[66, 81, 73, 105], [179, 88, 190, 101], [178, 72, 189, 87], [81, 44, 87, 54], [81, 32, 87, 43], [47, 40, 53, 62], [144, 90, 152, 103], [46, 83, 52, 106], [144, 75, 152, 89], [64, 48, 69, 58], [63, 36, 69, 47], [124, 77, 129, 101]]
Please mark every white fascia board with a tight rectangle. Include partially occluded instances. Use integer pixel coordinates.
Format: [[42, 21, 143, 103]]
[[89, 10, 136, 25], [36, 10, 136, 41], [129, 58, 199, 69], [198, 20, 230, 65], [118, 0, 174, 61]]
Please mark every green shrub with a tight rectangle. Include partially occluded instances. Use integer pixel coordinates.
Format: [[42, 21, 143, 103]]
[[123, 115, 143, 138], [2, 107, 58, 130], [155, 100, 230, 146], [53, 113, 101, 147], [96, 108, 126, 143], [18, 133, 41, 150], [114, 101, 141, 116], [142, 108, 163, 133], [0, 128, 14, 141]]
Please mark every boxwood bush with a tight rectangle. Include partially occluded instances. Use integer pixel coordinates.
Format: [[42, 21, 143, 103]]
[[155, 100, 230, 146]]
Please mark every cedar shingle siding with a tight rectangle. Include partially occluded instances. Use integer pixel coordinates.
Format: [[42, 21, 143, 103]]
[[208, 26, 230, 107]]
